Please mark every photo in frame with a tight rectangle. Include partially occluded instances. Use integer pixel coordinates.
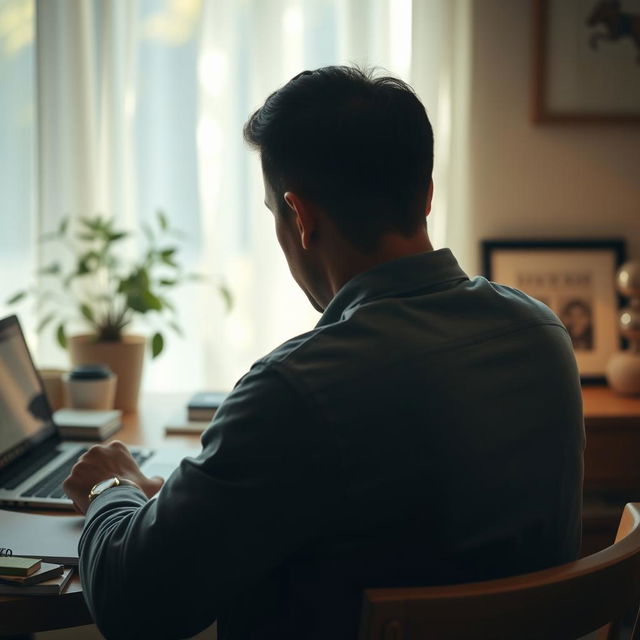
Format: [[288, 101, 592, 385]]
[[531, 0, 640, 123], [482, 239, 626, 382]]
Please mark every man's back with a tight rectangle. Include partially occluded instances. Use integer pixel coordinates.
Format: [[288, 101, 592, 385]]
[[217, 248, 584, 638], [77, 249, 583, 640]]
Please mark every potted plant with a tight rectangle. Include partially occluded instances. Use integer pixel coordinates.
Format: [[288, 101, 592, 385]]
[[8, 212, 231, 411]]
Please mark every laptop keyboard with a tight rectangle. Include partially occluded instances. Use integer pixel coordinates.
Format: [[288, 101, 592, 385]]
[[2, 447, 61, 490], [18, 449, 153, 500]]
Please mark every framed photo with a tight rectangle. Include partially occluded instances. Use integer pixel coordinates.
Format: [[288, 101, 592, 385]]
[[531, 0, 640, 123], [482, 239, 626, 382]]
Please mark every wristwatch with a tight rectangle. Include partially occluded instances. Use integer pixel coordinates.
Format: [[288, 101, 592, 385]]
[[88, 477, 140, 503]]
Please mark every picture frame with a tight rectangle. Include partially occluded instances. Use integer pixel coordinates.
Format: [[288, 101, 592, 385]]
[[482, 239, 626, 383], [531, 0, 640, 123]]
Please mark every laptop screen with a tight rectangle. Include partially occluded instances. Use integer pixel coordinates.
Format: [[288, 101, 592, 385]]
[[0, 315, 56, 470]]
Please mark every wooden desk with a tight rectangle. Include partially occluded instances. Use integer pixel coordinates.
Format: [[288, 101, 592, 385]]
[[581, 386, 640, 555], [583, 386, 640, 492], [0, 393, 198, 637]]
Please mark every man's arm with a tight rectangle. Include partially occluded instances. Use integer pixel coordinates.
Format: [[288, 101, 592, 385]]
[[71, 364, 339, 639]]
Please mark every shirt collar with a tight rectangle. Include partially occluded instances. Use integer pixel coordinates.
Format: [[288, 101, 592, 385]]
[[317, 248, 469, 327]]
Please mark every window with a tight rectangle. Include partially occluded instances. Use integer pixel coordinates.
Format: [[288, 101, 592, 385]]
[[1, 0, 458, 391]]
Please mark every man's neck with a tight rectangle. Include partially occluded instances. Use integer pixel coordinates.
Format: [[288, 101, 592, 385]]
[[325, 230, 434, 299]]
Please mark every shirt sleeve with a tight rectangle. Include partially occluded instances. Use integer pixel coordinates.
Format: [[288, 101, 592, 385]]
[[78, 363, 339, 640]]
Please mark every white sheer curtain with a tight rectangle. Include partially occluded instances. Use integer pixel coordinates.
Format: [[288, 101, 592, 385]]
[[0, 0, 37, 336], [0, 0, 470, 392]]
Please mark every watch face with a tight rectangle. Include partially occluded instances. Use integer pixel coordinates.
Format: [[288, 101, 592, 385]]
[[93, 477, 119, 495]]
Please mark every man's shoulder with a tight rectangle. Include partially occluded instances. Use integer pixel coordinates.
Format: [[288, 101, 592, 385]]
[[470, 277, 564, 324], [250, 276, 567, 370], [254, 327, 326, 368]]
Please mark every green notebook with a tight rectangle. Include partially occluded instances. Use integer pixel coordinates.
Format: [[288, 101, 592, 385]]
[[0, 556, 42, 576]]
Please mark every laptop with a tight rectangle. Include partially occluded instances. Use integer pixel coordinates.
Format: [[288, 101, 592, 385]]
[[0, 314, 199, 510]]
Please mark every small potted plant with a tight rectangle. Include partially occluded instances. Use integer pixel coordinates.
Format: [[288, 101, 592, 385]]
[[8, 212, 231, 411]]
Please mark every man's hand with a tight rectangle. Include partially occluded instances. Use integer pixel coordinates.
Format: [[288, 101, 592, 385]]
[[63, 441, 164, 514]]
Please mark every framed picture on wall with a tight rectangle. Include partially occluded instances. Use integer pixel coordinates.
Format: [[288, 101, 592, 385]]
[[482, 239, 626, 382], [531, 0, 640, 123]]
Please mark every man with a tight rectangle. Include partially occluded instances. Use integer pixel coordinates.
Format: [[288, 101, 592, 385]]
[[64, 66, 584, 640]]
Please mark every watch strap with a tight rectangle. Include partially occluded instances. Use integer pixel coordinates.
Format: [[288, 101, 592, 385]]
[[88, 476, 141, 503]]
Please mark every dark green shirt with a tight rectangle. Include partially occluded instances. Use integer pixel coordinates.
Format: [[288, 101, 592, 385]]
[[79, 249, 584, 640]]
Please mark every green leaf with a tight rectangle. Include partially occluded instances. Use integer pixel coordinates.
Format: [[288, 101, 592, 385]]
[[79, 303, 94, 322], [6, 291, 27, 305], [158, 296, 175, 312], [126, 289, 163, 313], [56, 323, 67, 349], [36, 313, 55, 334], [107, 232, 127, 243], [151, 332, 164, 358], [218, 284, 233, 312], [118, 267, 151, 295], [77, 251, 100, 275], [77, 261, 91, 276], [81, 217, 100, 231], [157, 210, 168, 231], [144, 291, 164, 311], [159, 248, 178, 267], [159, 279, 177, 287]]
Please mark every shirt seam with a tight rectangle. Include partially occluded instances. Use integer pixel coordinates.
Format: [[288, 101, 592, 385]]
[[260, 315, 568, 376], [338, 275, 470, 319]]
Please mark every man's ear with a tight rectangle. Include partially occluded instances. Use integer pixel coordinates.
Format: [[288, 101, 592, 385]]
[[425, 179, 434, 218], [283, 191, 316, 250]]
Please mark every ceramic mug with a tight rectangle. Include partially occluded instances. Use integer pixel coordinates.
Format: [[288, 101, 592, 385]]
[[64, 364, 118, 410]]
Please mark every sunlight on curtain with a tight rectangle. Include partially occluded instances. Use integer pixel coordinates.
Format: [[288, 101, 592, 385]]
[[0, 0, 35, 336], [194, 0, 438, 390]]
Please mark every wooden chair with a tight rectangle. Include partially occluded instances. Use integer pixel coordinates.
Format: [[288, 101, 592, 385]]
[[359, 503, 640, 640]]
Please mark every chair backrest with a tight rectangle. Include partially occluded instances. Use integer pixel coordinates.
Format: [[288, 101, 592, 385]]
[[359, 503, 640, 640]]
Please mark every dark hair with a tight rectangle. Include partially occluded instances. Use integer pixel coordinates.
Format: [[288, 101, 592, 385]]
[[244, 66, 434, 251]]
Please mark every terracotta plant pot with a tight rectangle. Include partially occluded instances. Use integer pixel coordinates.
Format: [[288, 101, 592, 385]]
[[68, 334, 146, 412]]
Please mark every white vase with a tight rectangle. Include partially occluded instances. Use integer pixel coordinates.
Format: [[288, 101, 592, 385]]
[[606, 351, 640, 396]]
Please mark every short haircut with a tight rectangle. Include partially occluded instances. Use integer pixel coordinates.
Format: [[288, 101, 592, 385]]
[[243, 66, 434, 251]]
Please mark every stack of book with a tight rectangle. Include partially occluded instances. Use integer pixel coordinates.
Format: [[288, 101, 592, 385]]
[[54, 408, 123, 440], [0, 556, 73, 596], [164, 391, 228, 435]]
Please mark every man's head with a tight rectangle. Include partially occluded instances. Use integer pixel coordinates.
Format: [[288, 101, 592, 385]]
[[244, 66, 434, 252], [244, 66, 435, 311]]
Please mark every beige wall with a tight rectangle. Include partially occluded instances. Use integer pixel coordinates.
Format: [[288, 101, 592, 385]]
[[466, 0, 640, 273]]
